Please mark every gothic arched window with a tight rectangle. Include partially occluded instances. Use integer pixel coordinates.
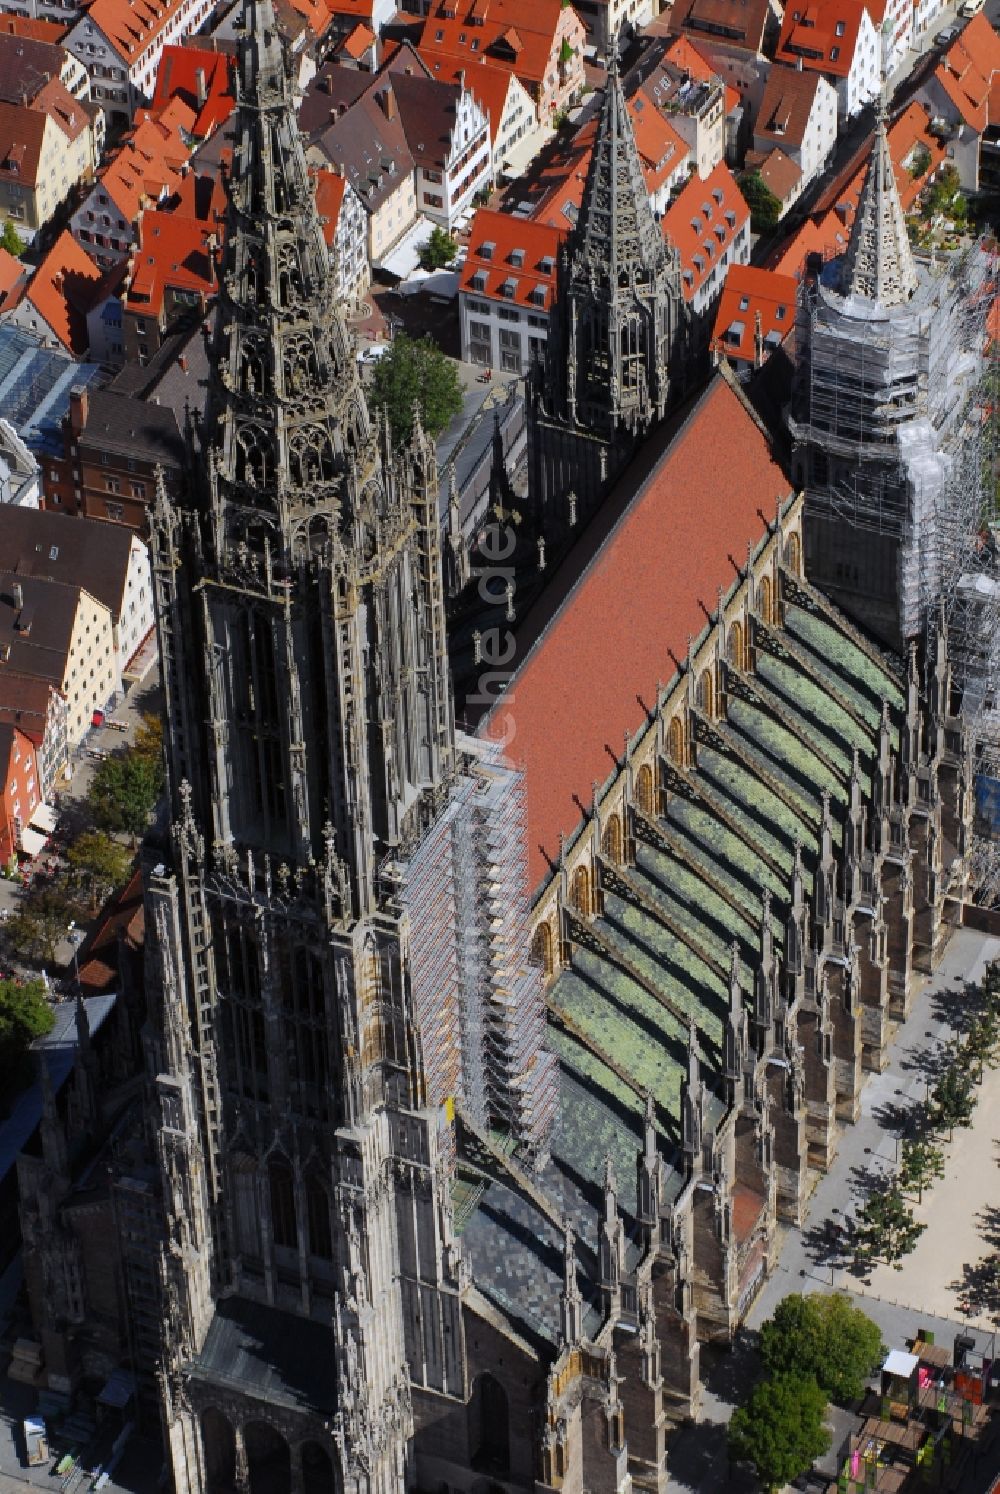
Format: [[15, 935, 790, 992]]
[[699, 668, 715, 720], [636, 763, 655, 816], [602, 812, 623, 865], [668, 715, 686, 767], [531, 921, 555, 975], [787, 531, 802, 576], [759, 575, 773, 626], [571, 865, 592, 918], [268, 1157, 298, 1250], [729, 619, 745, 672]]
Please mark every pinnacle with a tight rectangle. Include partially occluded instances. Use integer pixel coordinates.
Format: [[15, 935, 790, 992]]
[[575, 63, 669, 285], [841, 104, 918, 307]]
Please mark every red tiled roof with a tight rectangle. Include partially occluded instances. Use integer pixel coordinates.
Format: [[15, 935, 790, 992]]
[[32, 75, 91, 144], [755, 62, 826, 152], [660, 32, 722, 83], [757, 145, 803, 203], [0, 15, 68, 43], [124, 208, 217, 317], [337, 21, 376, 57], [669, 0, 772, 53], [324, 0, 376, 21], [775, 0, 868, 79], [662, 159, 749, 303], [83, 0, 195, 65], [26, 229, 104, 354], [630, 88, 690, 191], [419, 0, 583, 91], [423, 54, 517, 146], [98, 96, 196, 222], [482, 374, 790, 887], [932, 13, 1000, 132], [313, 166, 346, 245], [710, 263, 798, 361], [0, 103, 47, 190], [461, 205, 565, 311], [151, 46, 235, 137], [0, 246, 26, 311]]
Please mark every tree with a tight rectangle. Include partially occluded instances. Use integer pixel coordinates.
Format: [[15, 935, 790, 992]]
[[0, 219, 25, 257], [0, 976, 52, 1106], [87, 748, 164, 843], [419, 226, 457, 272], [369, 335, 463, 447], [854, 1184, 925, 1268], [728, 1373, 830, 1494], [928, 1061, 975, 1138], [6, 885, 73, 966], [759, 1294, 884, 1404], [737, 170, 781, 233], [132, 710, 164, 762], [66, 832, 133, 912], [899, 1137, 945, 1203]]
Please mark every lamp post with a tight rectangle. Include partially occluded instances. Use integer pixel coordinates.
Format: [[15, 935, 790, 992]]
[[66, 919, 83, 998]]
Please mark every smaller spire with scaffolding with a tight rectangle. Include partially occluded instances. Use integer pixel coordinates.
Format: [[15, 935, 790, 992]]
[[841, 30, 918, 307]]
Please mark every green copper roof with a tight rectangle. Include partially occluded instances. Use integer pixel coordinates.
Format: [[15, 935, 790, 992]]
[[633, 841, 758, 986]]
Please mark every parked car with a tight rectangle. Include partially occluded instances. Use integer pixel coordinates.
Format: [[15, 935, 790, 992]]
[[935, 24, 960, 43]]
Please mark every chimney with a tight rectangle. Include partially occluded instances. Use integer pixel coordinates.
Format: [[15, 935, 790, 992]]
[[69, 385, 89, 435], [11, 580, 22, 610], [378, 86, 396, 120], [178, 353, 188, 371], [195, 65, 207, 106], [322, 71, 334, 93]]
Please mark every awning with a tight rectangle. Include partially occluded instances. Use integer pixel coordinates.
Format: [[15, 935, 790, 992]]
[[29, 802, 57, 835], [374, 214, 435, 279], [19, 826, 46, 857]]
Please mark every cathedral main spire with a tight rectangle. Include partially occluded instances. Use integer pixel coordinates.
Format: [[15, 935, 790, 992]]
[[575, 55, 668, 285], [841, 96, 917, 307], [206, 0, 369, 542]]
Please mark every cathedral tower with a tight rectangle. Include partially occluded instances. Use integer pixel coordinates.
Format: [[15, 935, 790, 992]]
[[528, 58, 688, 546], [145, 3, 465, 1487], [791, 91, 983, 649]]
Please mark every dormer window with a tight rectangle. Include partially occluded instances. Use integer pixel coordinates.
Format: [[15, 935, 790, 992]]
[[471, 269, 487, 290], [835, 18, 845, 33], [739, 295, 749, 311], [725, 209, 736, 227], [509, 247, 524, 267], [712, 186, 724, 204], [775, 305, 786, 320], [530, 285, 545, 305], [830, 45, 840, 59], [702, 201, 712, 218], [693, 254, 704, 271], [480, 240, 495, 259], [539, 254, 554, 274], [501, 277, 517, 297]]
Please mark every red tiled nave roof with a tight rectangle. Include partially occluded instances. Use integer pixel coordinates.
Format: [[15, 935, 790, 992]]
[[482, 374, 792, 888]]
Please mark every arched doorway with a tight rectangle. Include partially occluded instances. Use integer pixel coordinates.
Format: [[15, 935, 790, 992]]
[[602, 813, 623, 865], [245, 1421, 291, 1494], [301, 1440, 334, 1494], [470, 1373, 510, 1474], [201, 1408, 236, 1494]]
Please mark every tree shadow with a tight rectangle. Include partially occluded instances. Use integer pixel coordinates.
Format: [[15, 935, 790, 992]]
[[801, 1215, 851, 1269], [928, 980, 984, 1035], [666, 1418, 757, 1494], [699, 1333, 764, 1409]]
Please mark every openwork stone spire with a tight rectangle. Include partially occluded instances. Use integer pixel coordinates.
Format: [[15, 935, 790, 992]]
[[208, 0, 370, 537], [575, 55, 669, 285], [841, 98, 917, 307]]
